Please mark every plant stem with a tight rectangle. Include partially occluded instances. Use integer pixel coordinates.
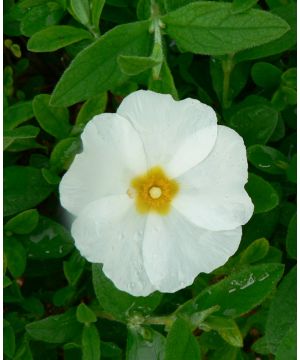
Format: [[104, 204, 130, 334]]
[[222, 54, 235, 109], [150, 0, 164, 79]]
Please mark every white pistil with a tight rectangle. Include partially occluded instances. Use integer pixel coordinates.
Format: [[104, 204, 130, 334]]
[[149, 186, 162, 199]]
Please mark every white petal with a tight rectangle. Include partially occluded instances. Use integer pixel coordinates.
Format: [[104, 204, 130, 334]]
[[143, 210, 241, 293], [174, 126, 254, 231], [71, 195, 155, 296], [117, 90, 217, 177], [59, 113, 147, 216]]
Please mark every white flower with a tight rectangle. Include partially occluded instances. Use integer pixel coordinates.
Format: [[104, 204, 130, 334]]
[[60, 90, 254, 296]]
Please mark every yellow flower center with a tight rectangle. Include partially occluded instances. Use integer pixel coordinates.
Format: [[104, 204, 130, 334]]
[[129, 166, 179, 215]]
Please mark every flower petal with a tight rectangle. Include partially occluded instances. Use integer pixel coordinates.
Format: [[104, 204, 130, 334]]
[[143, 210, 241, 293], [173, 125, 254, 231], [59, 113, 147, 216], [117, 90, 217, 177], [71, 195, 155, 296]]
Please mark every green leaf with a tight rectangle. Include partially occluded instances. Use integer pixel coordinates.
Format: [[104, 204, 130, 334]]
[[13, 335, 33, 360], [76, 303, 97, 324], [210, 343, 243, 360], [163, 0, 193, 12], [50, 137, 81, 172], [275, 322, 296, 360], [251, 336, 270, 355], [4, 236, 27, 278], [4, 101, 33, 130], [148, 61, 178, 100], [4, 319, 16, 358], [247, 145, 288, 175], [64, 250, 86, 286], [4, 125, 40, 150], [165, 318, 200, 360], [177, 263, 284, 319], [163, 2, 289, 56], [136, 0, 151, 20], [4, 209, 39, 234], [282, 68, 296, 89], [70, 0, 90, 25], [53, 286, 76, 307], [245, 173, 279, 214], [24, 216, 74, 260], [239, 238, 270, 265], [26, 309, 82, 343], [33, 94, 71, 139], [231, 0, 258, 14], [72, 93, 107, 135], [126, 327, 166, 360], [21, 297, 45, 317], [4, 65, 14, 97], [5, 139, 44, 153], [27, 25, 92, 52], [286, 154, 296, 183], [101, 341, 122, 358], [270, 115, 285, 142], [265, 266, 296, 354], [203, 316, 243, 348], [51, 20, 151, 107], [281, 86, 297, 106], [21, 2, 64, 37], [91, 0, 105, 29], [42, 168, 61, 185], [229, 104, 278, 146], [251, 62, 282, 88], [236, 4, 296, 62], [242, 208, 279, 250], [82, 324, 101, 360], [118, 55, 160, 76], [3, 275, 12, 288], [286, 213, 296, 259], [92, 264, 162, 321], [4, 166, 53, 217]]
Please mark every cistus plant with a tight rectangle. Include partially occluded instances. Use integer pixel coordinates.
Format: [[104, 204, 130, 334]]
[[3, 0, 296, 359]]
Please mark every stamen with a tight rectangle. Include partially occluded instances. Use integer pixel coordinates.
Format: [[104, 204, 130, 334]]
[[130, 166, 179, 215]]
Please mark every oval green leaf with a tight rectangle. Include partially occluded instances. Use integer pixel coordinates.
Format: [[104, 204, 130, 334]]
[[229, 104, 278, 146], [51, 20, 151, 107], [5, 209, 39, 235], [33, 94, 71, 139], [24, 216, 74, 260], [165, 318, 200, 360], [26, 309, 82, 343], [163, 2, 289, 56], [247, 145, 288, 175], [4, 166, 54, 217], [177, 263, 284, 319], [27, 25, 92, 52], [92, 264, 162, 321], [246, 173, 279, 214], [82, 324, 101, 360]]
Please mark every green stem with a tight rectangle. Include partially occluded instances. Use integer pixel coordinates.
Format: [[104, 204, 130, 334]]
[[87, 24, 100, 38], [222, 54, 235, 109], [150, 1, 164, 79]]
